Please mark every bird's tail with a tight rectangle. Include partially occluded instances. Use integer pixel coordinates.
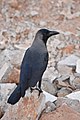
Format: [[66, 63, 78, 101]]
[[7, 84, 21, 105]]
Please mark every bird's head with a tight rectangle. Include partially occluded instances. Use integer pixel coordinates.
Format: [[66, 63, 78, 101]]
[[35, 29, 59, 44]]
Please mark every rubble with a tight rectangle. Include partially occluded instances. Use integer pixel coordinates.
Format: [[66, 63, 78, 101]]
[[40, 104, 80, 120], [1, 90, 45, 120]]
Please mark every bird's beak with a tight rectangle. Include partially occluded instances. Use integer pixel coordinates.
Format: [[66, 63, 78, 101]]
[[48, 31, 60, 37]]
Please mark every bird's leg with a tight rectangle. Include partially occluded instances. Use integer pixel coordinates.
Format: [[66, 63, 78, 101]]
[[30, 85, 37, 93], [30, 87, 35, 93], [37, 80, 43, 97]]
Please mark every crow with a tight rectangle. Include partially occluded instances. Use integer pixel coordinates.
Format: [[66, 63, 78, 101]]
[[7, 29, 59, 105]]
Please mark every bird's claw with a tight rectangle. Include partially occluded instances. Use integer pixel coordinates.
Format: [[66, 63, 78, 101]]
[[30, 87, 35, 93], [30, 87, 43, 97], [35, 88, 43, 97]]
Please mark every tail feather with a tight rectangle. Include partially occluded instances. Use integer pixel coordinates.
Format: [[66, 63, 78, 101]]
[[7, 84, 21, 105]]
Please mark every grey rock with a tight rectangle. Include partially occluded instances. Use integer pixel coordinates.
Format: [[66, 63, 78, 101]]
[[55, 97, 80, 113], [0, 83, 16, 113], [42, 80, 57, 96], [57, 65, 73, 75], [30, 11, 38, 16], [0, 63, 13, 83], [45, 101, 56, 113], [57, 87, 72, 97], [58, 54, 79, 67], [40, 21, 47, 26], [70, 75, 80, 89], [66, 91, 80, 102], [0, 48, 25, 68], [57, 75, 70, 82], [76, 59, 80, 74]]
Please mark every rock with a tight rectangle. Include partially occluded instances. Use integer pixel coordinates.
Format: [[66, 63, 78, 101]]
[[55, 97, 80, 113], [40, 104, 80, 120], [0, 48, 25, 68], [57, 65, 73, 75], [0, 63, 13, 83], [1, 90, 45, 120], [0, 107, 4, 119], [0, 43, 6, 51], [61, 45, 75, 55], [30, 11, 38, 17], [14, 42, 31, 51], [66, 91, 80, 101], [6, 67, 20, 84], [57, 87, 72, 97], [70, 75, 80, 89], [50, 39, 61, 49], [44, 101, 56, 113], [0, 83, 16, 115], [43, 90, 57, 103], [9, 0, 19, 9], [57, 75, 70, 82], [39, 21, 47, 26], [56, 78, 75, 90], [0, 83, 16, 102], [58, 54, 79, 67], [76, 59, 80, 73], [42, 80, 57, 95]]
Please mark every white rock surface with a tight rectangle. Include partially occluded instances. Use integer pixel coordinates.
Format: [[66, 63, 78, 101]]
[[43, 90, 57, 103], [0, 63, 10, 81], [66, 91, 80, 101], [76, 59, 80, 73]]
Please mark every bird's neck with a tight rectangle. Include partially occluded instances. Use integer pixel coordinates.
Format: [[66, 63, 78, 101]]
[[34, 34, 47, 46]]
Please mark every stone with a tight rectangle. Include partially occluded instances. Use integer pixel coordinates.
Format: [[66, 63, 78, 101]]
[[70, 75, 80, 89], [66, 91, 80, 101], [6, 67, 20, 84], [9, 0, 19, 9], [43, 69, 56, 83], [40, 21, 47, 26], [0, 63, 13, 83], [1, 48, 25, 68], [0, 83, 16, 116], [57, 75, 70, 82], [43, 90, 57, 103], [1, 90, 45, 120], [0, 83, 16, 102], [40, 104, 80, 120], [57, 87, 72, 97], [76, 59, 80, 73], [55, 97, 80, 113], [58, 54, 79, 67], [0, 43, 6, 51], [45, 101, 56, 113], [57, 65, 73, 75], [61, 45, 75, 55], [42, 80, 57, 95], [0, 107, 4, 119], [30, 11, 38, 16]]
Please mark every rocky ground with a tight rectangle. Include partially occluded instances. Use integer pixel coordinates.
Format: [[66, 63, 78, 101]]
[[0, 0, 80, 120]]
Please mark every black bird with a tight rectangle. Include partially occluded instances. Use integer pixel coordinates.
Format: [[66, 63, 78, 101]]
[[7, 29, 59, 105]]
